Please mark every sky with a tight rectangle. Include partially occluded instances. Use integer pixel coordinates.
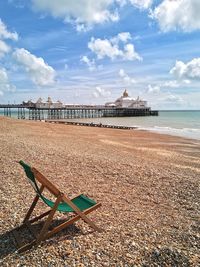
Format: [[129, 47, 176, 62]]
[[0, 0, 200, 110]]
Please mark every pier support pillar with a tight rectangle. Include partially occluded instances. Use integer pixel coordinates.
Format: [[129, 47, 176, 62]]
[[18, 107, 25, 119], [4, 107, 11, 117]]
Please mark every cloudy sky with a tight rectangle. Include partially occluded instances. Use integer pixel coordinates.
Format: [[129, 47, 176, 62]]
[[0, 0, 199, 109]]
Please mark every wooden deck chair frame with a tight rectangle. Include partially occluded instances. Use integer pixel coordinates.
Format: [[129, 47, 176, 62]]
[[13, 164, 102, 253]]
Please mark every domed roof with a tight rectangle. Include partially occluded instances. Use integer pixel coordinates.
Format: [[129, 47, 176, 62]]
[[123, 89, 129, 98], [114, 90, 135, 103]]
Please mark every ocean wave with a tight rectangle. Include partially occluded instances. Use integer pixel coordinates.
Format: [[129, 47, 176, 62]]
[[137, 126, 200, 140]]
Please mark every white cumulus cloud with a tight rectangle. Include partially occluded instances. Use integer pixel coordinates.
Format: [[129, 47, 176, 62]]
[[88, 33, 141, 61], [88, 37, 122, 60], [0, 19, 18, 58], [93, 86, 111, 98], [0, 40, 10, 58], [123, 43, 141, 61], [129, 0, 153, 9], [32, 0, 119, 31], [80, 55, 96, 71], [110, 32, 131, 44], [30, 0, 156, 30], [119, 69, 136, 84], [12, 48, 56, 86], [170, 58, 200, 80], [0, 19, 18, 41], [0, 68, 15, 96], [151, 0, 200, 32], [147, 79, 191, 93], [116, 0, 153, 9]]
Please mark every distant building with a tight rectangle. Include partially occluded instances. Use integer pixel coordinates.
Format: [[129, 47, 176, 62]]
[[105, 89, 148, 108], [35, 97, 63, 108], [22, 100, 35, 107]]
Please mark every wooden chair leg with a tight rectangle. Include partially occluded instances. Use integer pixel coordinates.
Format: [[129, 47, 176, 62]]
[[18, 240, 36, 253], [23, 185, 44, 223], [13, 186, 45, 251], [27, 209, 51, 224], [15, 209, 56, 253], [35, 193, 63, 245]]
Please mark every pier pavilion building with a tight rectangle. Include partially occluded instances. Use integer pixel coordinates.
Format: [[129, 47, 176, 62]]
[[105, 90, 148, 109]]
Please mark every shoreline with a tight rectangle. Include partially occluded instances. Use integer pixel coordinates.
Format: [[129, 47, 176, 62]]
[[1, 115, 200, 142], [0, 117, 200, 266], [45, 118, 200, 142], [1, 111, 200, 141], [136, 126, 200, 142]]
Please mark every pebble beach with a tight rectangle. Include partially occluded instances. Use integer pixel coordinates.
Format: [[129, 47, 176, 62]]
[[0, 117, 199, 266]]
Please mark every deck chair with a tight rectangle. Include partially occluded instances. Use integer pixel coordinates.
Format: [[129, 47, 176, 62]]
[[13, 160, 102, 252]]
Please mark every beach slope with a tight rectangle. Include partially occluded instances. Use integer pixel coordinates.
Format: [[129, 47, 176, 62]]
[[0, 117, 199, 266]]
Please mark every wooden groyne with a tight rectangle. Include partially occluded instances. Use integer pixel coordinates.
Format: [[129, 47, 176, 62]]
[[46, 120, 137, 130]]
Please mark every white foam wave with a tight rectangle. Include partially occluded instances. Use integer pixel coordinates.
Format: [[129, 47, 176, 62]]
[[137, 126, 200, 140]]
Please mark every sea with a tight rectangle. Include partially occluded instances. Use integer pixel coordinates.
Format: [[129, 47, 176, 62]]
[[0, 110, 200, 140]]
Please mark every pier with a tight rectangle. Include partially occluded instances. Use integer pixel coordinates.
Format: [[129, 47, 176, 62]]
[[0, 104, 158, 120], [0, 91, 158, 120]]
